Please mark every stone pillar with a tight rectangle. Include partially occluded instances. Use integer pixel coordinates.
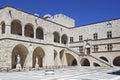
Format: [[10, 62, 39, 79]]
[[22, 24, 25, 36], [5, 24, 11, 35], [25, 45, 33, 68], [54, 50, 62, 68], [61, 51, 67, 67], [34, 28, 36, 39], [59, 35, 61, 44], [0, 24, 2, 34], [43, 46, 54, 68]]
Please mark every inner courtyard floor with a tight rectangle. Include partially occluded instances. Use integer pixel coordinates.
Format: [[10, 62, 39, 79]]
[[0, 66, 120, 80]]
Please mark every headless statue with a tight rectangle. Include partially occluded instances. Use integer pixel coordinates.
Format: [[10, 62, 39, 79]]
[[16, 55, 22, 71], [35, 56, 39, 69]]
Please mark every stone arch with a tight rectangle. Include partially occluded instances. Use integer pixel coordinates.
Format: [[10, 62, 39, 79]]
[[11, 19, 22, 35], [93, 62, 100, 67], [80, 58, 90, 66], [32, 47, 45, 68], [113, 56, 120, 66], [66, 53, 77, 66], [100, 56, 109, 62], [61, 34, 68, 44], [1, 21, 5, 34], [36, 27, 44, 39], [53, 31, 60, 43], [11, 44, 28, 69], [24, 23, 34, 38]]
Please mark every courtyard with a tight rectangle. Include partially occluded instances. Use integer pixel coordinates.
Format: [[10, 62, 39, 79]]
[[0, 66, 120, 80]]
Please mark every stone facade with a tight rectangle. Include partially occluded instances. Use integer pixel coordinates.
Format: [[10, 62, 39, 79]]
[[0, 6, 120, 69]]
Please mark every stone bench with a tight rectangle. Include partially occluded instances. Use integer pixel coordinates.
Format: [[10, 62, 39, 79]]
[[45, 69, 55, 75]]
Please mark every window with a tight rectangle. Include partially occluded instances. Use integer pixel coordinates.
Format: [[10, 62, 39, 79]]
[[107, 22, 112, 28], [107, 44, 112, 51], [79, 35, 83, 41], [2, 22, 5, 34], [93, 33, 98, 40], [79, 46, 83, 53], [93, 45, 99, 52], [70, 37, 73, 43], [107, 31, 112, 39]]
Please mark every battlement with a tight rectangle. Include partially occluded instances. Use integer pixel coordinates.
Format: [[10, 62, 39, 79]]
[[44, 14, 75, 27]]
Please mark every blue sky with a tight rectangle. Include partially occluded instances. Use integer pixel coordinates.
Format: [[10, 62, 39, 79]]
[[0, 0, 120, 26]]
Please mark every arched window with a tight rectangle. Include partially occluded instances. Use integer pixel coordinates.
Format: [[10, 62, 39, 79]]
[[53, 32, 60, 43], [36, 27, 44, 39], [24, 23, 34, 38], [1, 22, 5, 34], [11, 20, 22, 35], [61, 34, 68, 44]]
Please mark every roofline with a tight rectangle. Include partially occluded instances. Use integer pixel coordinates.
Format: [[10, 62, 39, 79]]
[[0, 5, 70, 29], [70, 18, 120, 29], [1, 5, 120, 29]]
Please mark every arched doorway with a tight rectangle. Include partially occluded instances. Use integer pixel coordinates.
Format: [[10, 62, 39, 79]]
[[11, 20, 22, 35], [113, 56, 120, 66], [93, 62, 100, 67], [12, 44, 28, 69], [36, 27, 44, 39], [100, 56, 109, 62], [80, 58, 90, 66], [24, 23, 34, 38], [66, 53, 77, 66], [85, 43, 91, 55], [32, 47, 45, 68], [53, 32, 60, 43], [61, 34, 68, 45]]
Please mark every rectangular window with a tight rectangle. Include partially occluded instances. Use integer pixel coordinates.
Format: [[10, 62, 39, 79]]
[[93, 45, 99, 52], [79, 46, 83, 53], [107, 23, 112, 28], [107, 31, 112, 39], [93, 33, 98, 40], [79, 35, 83, 41], [70, 37, 73, 43], [107, 44, 112, 51]]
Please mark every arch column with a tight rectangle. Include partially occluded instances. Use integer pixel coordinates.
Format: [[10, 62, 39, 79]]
[[34, 28, 36, 39], [61, 50, 67, 67], [60, 35, 62, 44], [5, 24, 11, 35], [44, 46, 54, 68], [25, 45, 33, 68], [54, 50, 59, 68], [22, 24, 25, 36], [0, 24, 1, 34]]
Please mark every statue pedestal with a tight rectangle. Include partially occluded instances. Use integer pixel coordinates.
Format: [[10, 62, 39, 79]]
[[35, 64, 39, 70], [16, 63, 22, 71]]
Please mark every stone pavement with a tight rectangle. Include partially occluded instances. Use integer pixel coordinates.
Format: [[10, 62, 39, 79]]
[[0, 66, 120, 80]]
